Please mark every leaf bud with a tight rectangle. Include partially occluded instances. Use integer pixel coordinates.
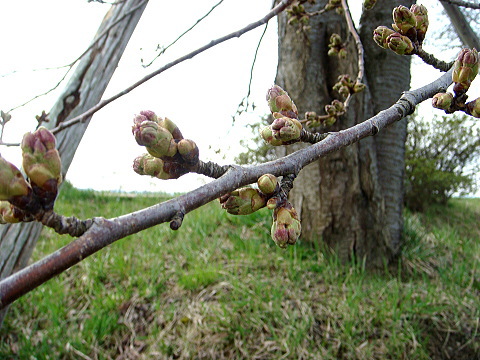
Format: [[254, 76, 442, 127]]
[[257, 174, 278, 195], [466, 97, 480, 118], [132, 119, 177, 158], [363, 0, 377, 10], [0, 157, 31, 201], [432, 92, 453, 111], [266, 85, 298, 118], [177, 139, 199, 164], [219, 187, 267, 215], [452, 48, 479, 94], [271, 203, 301, 248], [21, 127, 62, 209], [386, 32, 414, 55], [392, 5, 416, 36], [373, 26, 395, 49], [410, 4, 429, 43]]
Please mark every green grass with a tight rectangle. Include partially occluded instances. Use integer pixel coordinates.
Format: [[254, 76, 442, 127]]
[[0, 184, 478, 359]]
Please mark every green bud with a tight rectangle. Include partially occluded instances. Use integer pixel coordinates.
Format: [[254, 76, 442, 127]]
[[324, 0, 341, 11], [133, 154, 180, 180], [266, 85, 298, 118], [432, 92, 453, 111], [353, 82, 366, 93], [338, 48, 347, 59], [219, 187, 267, 215], [271, 203, 301, 248], [373, 26, 396, 50], [159, 117, 183, 140], [363, 0, 377, 10], [177, 139, 199, 164], [324, 116, 337, 127], [328, 48, 339, 57], [0, 156, 31, 201], [21, 127, 62, 188], [257, 174, 278, 195], [271, 116, 302, 143], [466, 97, 480, 118], [260, 126, 284, 146], [410, 4, 429, 43], [132, 119, 177, 158], [0, 201, 25, 224], [392, 5, 416, 36], [387, 32, 414, 55], [452, 48, 479, 94], [330, 33, 342, 47]]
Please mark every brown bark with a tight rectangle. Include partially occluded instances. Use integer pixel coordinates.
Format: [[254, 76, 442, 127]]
[[0, 0, 148, 324], [275, 0, 412, 265]]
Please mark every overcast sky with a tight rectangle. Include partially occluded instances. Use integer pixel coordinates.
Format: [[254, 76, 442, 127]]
[[0, 0, 475, 194]]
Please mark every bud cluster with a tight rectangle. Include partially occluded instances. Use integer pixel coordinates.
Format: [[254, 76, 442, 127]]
[[328, 33, 347, 59], [432, 48, 479, 116], [325, 0, 343, 14], [286, 1, 310, 28], [363, 0, 377, 10], [452, 48, 479, 95], [132, 110, 199, 181], [0, 127, 62, 223], [270, 201, 301, 249], [261, 86, 302, 146], [373, 4, 429, 55], [333, 74, 365, 98]]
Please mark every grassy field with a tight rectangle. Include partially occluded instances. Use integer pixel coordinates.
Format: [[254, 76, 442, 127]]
[[0, 183, 478, 359]]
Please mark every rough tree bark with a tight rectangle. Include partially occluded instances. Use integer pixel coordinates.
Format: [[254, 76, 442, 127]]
[[275, 0, 413, 265], [0, 0, 148, 324]]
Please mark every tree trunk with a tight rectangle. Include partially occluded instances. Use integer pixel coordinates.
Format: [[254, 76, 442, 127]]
[[0, 0, 148, 324], [275, 0, 412, 265], [441, 3, 480, 49]]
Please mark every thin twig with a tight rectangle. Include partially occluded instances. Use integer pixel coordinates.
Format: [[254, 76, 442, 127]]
[[341, 0, 364, 84], [439, 0, 480, 9], [416, 47, 454, 72], [142, 0, 225, 68], [51, 0, 295, 135], [6, 0, 148, 113]]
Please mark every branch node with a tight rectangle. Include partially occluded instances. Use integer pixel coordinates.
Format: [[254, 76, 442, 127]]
[[170, 211, 185, 230]]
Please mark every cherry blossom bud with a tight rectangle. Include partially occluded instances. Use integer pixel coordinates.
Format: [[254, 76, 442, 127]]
[[133, 154, 179, 180], [21, 127, 62, 210], [132, 119, 177, 158], [411, 4, 429, 43], [177, 139, 199, 164], [387, 32, 414, 55], [353, 82, 366, 93], [466, 97, 480, 118], [392, 5, 416, 37], [452, 48, 479, 94], [0, 201, 27, 223], [432, 92, 453, 111], [266, 85, 298, 118], [373, 26, 395, 49], [257, 174, 278, 195], [219, 187, 267, 215], [363, 0, 377, 10], [159, 117, 183, 140], [0, 157, 31, 201], [271, 203, 301, 248]]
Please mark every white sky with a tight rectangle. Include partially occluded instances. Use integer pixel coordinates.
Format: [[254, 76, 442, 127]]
[[0, 0, 476, 194]]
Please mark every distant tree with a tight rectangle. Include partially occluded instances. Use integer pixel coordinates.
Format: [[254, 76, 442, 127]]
[[405, 113, 480, 211]]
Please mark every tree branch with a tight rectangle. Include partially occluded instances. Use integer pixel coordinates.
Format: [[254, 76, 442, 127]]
[[0, 67, 453, 309], [439, 0, 480, 10], [50, 0, 295, 135]]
